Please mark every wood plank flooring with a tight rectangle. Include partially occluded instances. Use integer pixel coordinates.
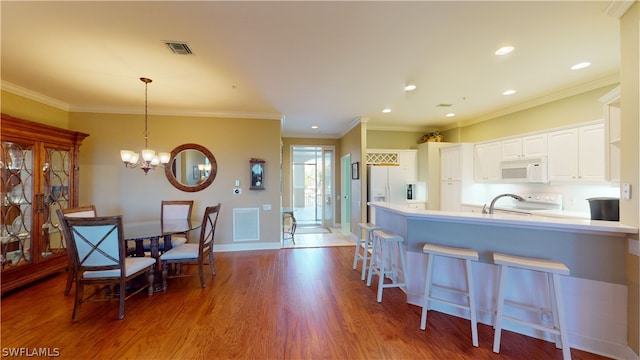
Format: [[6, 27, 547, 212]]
[[1, 246, 609, 359]]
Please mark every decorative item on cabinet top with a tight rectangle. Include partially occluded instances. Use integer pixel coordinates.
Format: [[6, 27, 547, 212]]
[[419, 131, 443, 143], [250, 158, 265, 190]]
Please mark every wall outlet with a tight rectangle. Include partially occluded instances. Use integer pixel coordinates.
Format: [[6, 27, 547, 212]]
[[263, 204, 272, 211], [622, 183, 632, 200]]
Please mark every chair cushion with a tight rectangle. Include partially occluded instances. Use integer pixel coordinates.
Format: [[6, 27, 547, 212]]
[[160, 243, 199, 261], [83, 257, 156, 278]]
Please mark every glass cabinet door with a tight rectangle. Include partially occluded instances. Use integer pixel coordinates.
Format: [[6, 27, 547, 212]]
[[41, 146, 71, 260], [1, 142, 34, 269]]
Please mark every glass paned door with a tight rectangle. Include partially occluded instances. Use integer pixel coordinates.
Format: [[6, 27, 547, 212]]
[[291, 146, 334, 228]]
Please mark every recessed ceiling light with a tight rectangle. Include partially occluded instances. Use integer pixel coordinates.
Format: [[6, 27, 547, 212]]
[[571, 61, 591, 70], [446, 113, 456, 117], [495, 46, 514, 56], [502, 89, 517, 96], [404, 84, 417, 91], [382, 108, 392, 113], [311, 125, 319, 129]]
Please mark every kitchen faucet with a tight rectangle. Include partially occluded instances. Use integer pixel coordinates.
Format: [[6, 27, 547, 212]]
[[482, 193, 526, 214]]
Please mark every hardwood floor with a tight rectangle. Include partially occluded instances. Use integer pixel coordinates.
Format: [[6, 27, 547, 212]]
[[1, 246, 609, 360]]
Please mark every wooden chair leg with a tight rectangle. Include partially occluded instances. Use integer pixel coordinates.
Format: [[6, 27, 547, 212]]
[[209, 252, 216, 275], [199, 260, 206, 288], [147, 268, 154, 297], [162, 261, 169, 292], [118, 282, 126, 320], [64, 268, 74, 296], [72, 282, 83, 322]]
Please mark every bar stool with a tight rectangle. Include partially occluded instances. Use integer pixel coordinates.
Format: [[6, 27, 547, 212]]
[[353, 223, 380, 280], [366, 229, 407, 302], [420, 243, 479, 347], [492, 252, 571, 360]]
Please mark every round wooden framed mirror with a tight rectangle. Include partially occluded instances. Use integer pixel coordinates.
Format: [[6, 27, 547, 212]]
[[164, 143, 217, 192]]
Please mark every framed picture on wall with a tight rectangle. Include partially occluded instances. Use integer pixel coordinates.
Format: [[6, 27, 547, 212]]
[[192, 165, 199, 180], [351, 162, 359, 180]]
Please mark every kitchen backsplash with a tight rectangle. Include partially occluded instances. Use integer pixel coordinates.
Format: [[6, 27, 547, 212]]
[[478, 182, 620, 214]]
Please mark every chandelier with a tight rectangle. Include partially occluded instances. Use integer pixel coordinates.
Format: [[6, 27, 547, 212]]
[[120, 77, 170, 174]]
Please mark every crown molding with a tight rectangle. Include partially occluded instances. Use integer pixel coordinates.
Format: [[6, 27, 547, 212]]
[[604, 0, 635, 19], [1, 81, 70, 111], [1, 80, 282, 120]]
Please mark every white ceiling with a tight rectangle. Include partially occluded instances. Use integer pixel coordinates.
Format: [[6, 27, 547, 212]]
[[1, 1, 620, 138]]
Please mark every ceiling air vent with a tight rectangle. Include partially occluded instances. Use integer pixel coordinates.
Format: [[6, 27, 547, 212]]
[[436, 103, 453, 107], [165, 42, 193, 55]]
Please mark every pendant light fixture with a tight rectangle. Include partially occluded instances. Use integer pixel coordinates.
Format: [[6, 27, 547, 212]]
[[120, 77, 170, 174]]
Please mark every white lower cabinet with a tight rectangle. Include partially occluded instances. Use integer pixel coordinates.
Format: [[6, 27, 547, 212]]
[[440, 181, 462, 211]]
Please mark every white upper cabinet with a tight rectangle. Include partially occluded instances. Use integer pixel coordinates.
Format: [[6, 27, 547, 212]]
[[548, 122, 605, 182], [440, 145, 462, 181], [474, 142, 500, 182], [501, 134, 547, 161]]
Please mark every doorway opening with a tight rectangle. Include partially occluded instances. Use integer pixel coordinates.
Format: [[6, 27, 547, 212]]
[[291, 146, 335, 229]]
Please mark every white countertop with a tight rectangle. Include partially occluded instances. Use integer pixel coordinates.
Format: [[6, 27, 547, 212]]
[[368, 201, 637, 236], [461, 203, 591, 220]]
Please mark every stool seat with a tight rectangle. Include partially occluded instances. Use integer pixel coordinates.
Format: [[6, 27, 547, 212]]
[[353, 223, 380, 281], [493, 253, 569, 275], [366, 230, 407, 302], [421, 243, 479, 347], [492, 252, 571, 359], [422, 243, 479, 261]]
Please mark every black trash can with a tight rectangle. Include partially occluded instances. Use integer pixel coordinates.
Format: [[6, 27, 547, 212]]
[[586, 197, 619, 221]]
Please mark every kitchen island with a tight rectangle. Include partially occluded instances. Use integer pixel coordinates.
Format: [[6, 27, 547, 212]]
[[368, 201, 638, 359]]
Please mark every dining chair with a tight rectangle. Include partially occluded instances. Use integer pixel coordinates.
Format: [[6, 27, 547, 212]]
[[58, 205, 97, 296], [160, 203, 221, 290], [142, 200, 194, 253], [161, 200, 194, 246], [57, 210, 156, 321]]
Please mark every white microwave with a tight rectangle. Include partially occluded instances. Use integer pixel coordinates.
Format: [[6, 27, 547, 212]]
[[500, 157, 548, 183]]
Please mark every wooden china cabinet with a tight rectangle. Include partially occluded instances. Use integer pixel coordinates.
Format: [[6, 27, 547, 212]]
[[1, 114, 88, 294]]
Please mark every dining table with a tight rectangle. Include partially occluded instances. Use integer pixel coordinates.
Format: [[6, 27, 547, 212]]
[[123, 218, 201, 291]]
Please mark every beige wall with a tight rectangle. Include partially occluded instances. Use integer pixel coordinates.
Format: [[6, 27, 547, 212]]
[[1, 90, 69, 128], [367, 130, 423, 149], [68, 112, 282, 247], [1, 92, 283, 248], [340, 124, 363, 235], [620, 2, 639, 354]]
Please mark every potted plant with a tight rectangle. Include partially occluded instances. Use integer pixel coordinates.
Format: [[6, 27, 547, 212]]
[[420, 131, 443, 143]]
